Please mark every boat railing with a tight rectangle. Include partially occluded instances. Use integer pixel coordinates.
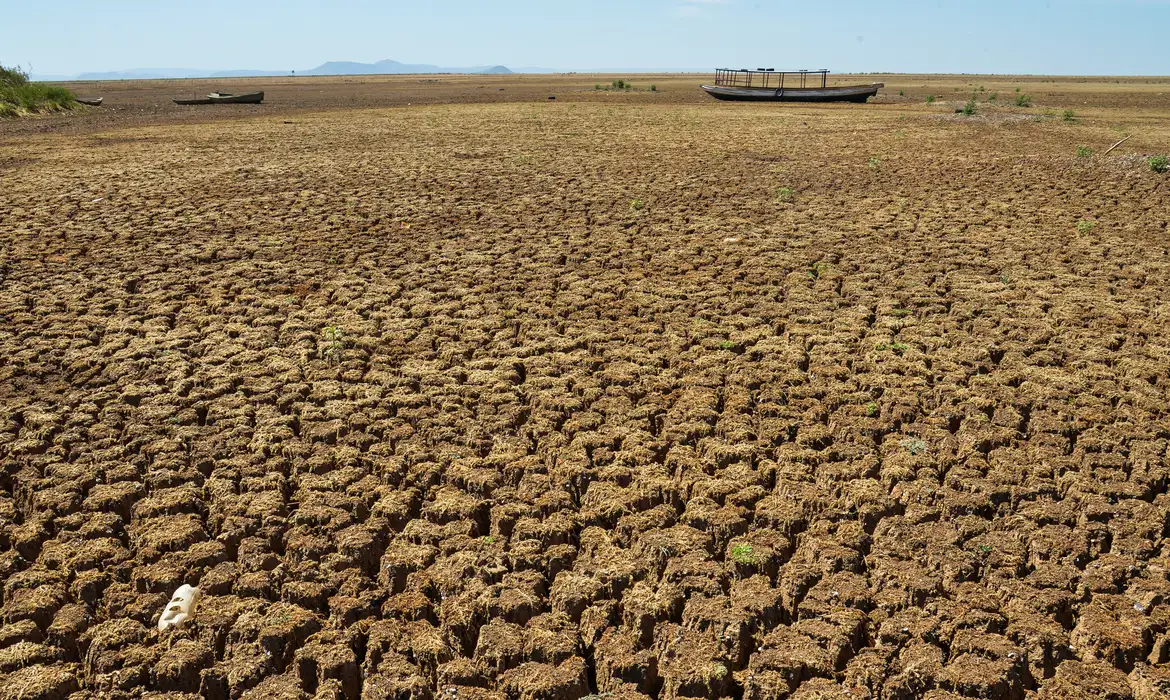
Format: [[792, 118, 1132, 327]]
[[713, 68, 829, 90]]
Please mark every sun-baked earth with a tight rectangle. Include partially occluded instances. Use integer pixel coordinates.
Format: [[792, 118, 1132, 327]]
[[1, 74, 1169, 700]]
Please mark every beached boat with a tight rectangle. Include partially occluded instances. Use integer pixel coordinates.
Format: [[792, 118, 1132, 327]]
[[207, 91, 264, 104], [701, 69, 882, 103], [172, 91, 265, 105], [75, 97, 103, 106]]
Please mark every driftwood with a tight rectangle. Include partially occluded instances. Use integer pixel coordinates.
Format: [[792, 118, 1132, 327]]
[[1103, 135, 1132, 156]]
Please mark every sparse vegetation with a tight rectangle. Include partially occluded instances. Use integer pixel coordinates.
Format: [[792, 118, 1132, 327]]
[[321, 325, 346, 365], [1076, 145, 1092, 158], [730, 543, 757, 565], [865, 402, 879, 417], [1149, 155, 1169, 173], [0, 64, 77, 117], [901, 438, 928, 455], [1014, 94, 1032, 107], [868, 156, 881, 170], [925, 94, 936, 104], [630, 199, 645, 211], [988, 92, 998, 102], [775, 186, 795, 203], [1062, 109, 1076, 122], [650, 84, 657, 92], [1076, 220, 1096, 234], [962, 95, 977, 116]]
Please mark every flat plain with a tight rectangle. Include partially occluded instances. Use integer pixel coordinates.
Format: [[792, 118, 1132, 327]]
[[1, 73, 1169, 699]]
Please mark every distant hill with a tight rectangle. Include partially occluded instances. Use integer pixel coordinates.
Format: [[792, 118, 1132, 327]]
[[36, 59, 515, 82], [300, 60, 512, 76]]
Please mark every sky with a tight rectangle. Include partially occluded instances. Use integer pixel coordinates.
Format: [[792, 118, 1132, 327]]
[[4, 0, 1169, 77]]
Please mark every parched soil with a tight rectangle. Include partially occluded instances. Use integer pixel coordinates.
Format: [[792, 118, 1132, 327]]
[[1, 76, 1169, 700]]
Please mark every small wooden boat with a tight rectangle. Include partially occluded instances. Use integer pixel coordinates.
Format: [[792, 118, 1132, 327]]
[[701, 69, 882, 103], [75, 97, 103, 106], [172, 91, 265, 105], [207, 91, 264, 104]]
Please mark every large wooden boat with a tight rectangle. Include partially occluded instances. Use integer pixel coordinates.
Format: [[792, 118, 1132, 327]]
[[173, 91, 265, 105], [701, 69, 882, 103], [207, 91, 264, 104]]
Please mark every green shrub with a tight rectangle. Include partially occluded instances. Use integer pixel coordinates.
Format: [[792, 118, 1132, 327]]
[[775, 186, 795, 203], [1076, 145, 1092, 158], [988, 92, 998, 102], [1149, 155, 1169, 173], [0, 64, 77, 114], [925, 94, 936, 104], [0, 65, 30, 87], [650, 84, 657, 92], [1076, 220, 1095, 233], [1062, 109, 1076, 122], [898, 90, 904, 96], [630, 199, 645, 211], [1014, 94, 1032, 107], [962, 96, 977, 116]]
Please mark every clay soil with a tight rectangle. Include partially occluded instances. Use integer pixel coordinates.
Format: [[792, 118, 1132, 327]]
[[1, 74, 1169, 700]]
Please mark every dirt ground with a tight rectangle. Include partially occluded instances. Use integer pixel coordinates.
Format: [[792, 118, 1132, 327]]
[[1, 74, 1169, 699]]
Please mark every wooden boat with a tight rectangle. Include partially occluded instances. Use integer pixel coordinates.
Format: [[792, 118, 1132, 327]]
[[701, 69, 882, 103], [207, 91, 264, 104], [75, 97, 103, 106], [172, 91, 265, 105]]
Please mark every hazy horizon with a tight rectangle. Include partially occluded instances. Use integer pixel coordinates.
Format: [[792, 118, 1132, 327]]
[[7, 0, 1170, 78]]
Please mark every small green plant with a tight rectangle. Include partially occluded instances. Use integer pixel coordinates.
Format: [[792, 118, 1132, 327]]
[[710, 664, 728, 680], [718, 340, 736, 351], [890, 308, 913, 317], [868, 157, 881, 170], [730, 543, 757, 565], [898, 90, 904, 96], [630, 199, 645, 211], [611, 79, 632, 90], [925, 94, 936, 104], [978, 544, 994, 554], [775, 186, 795, 203], [1076, 220, 1095, 234], [321, 325, 346, 365], [1016, 87, 1021, 92], [809, 262, 829, 280], [876, 342, 911, 354], [594, 83, 602, 90], [1149, 155, 1169, 173], [650, 84, 657, 92], [961, 95, 977, 116], [1062, 109, 1076, 122], [988, 91, 998, 102], [900, 438, 928, 455], [1014, 94, 1032, 107], [1076, 145, 1092, 158], [865, 402, 879, 417], [482, 535, 497, 544]]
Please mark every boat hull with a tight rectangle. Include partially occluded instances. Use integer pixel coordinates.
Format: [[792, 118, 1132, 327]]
[[173, 92, 264, 105], [76, 97, 103, 107], [701, 83, 883, 103], [208, 92, 264, 104]]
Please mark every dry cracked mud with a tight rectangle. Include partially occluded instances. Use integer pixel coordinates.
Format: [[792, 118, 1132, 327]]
[[1, 75, 1169, 699]]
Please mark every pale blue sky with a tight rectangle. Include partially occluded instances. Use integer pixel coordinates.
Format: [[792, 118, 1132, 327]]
[[5, 0, 1169, 76]]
